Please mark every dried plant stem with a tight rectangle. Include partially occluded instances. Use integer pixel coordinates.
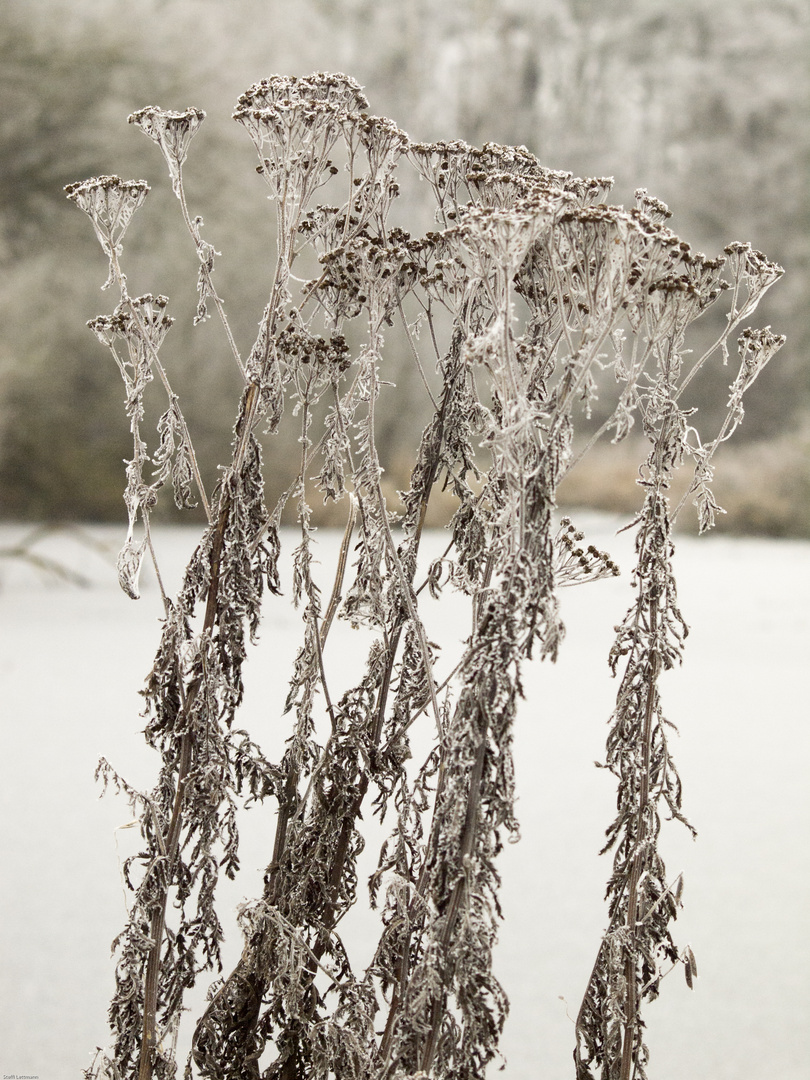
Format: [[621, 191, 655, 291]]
[[138, 516, 227, 1080], [175, 173, 247, 381], [619, 614, 660, 1080], [136, 363, 273, 1077], [108, 244, 213, 524]]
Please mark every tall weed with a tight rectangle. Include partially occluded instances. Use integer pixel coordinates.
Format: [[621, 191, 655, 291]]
[[67, 74, 784, 1080]]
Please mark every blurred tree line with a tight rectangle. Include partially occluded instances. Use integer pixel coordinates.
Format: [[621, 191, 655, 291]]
[[1, 0, 807, 525]]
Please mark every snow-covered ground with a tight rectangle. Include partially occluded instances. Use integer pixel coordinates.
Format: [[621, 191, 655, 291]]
[[1, 516, 808, 1079]]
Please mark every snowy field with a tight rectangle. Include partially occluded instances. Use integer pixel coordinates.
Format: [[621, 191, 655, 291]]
[[1, 515, 808, 1080]]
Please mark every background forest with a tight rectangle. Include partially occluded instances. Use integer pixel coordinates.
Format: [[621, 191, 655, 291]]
[[1, 0, 808, 532]]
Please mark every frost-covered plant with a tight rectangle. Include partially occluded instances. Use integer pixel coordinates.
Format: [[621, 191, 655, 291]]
[[67, 73, 784, 1080]]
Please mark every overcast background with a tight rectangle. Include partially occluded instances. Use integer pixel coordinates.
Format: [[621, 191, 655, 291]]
[[1, 0, 808, 530]]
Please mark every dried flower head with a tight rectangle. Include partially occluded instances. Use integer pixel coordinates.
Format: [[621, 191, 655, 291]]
[[128, 106, 206, 195], [634, 187, 672, 223], [64, 175, 149, 287], [236, 71, 369, 113], [452, 202, 553, 279]]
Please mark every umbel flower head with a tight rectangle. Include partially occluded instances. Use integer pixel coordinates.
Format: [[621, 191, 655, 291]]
[[233, 73, 372, 205], [64, 175, 149, 288], [128, 106, 206, 196], [235, 72, 369, 113], [88, 294, 174, 362], [450, 202, 553, 279]]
